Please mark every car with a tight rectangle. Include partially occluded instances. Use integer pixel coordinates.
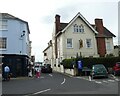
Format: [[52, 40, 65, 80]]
[[41, 64, 52, 73], [112, 62, 120, 76], [90, 64, 108, 79]]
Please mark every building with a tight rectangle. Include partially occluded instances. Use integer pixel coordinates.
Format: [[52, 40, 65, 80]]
[[114, 45, 119, 57], [43, 40, 53, 67], [43, 12, 116, 71], [0, 13, 31, 77]]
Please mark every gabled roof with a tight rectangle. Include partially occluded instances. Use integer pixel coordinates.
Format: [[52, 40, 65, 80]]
[[61, 12, 98, 34], [58, 12, 116, 38], [91, 25, 116, 37], [0, 13, 30, 34]]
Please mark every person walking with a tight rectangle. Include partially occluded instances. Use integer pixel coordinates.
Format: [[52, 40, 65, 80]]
[[27, 65, 33, 77], [4, 65, 10, 81], [36, 66, 41, 78]]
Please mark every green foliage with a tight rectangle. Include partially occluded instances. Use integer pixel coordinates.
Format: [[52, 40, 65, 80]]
[[62, 57, 120, 69], [62, 58, 75, 69]]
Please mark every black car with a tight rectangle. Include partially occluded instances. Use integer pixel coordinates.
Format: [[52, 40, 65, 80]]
[[41, 64, 52, 73]]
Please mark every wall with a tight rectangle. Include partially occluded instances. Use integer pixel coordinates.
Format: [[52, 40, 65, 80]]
[[1, 19, 30, 56], [62, 17, 99, 59], [105, 38, 114, 55]]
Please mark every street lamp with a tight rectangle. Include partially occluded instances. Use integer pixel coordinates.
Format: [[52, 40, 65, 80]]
[[21, 31, 25, 37]]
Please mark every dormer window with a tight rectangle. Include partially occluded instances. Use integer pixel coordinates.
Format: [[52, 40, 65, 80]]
[[74, 24, 78, 32], [79, 25, 84, 33], [73, 24, 84, 33]]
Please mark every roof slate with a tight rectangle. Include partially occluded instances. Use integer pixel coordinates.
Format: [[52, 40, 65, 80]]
[[60, 23, 116, 37], [0, 13, 30, 34]]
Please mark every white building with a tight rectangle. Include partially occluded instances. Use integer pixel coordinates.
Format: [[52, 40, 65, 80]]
[[43, 12, 116, 72], [0, 13, 31, 77]]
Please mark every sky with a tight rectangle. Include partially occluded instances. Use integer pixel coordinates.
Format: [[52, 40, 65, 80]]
[[0, 0, 119, 62]]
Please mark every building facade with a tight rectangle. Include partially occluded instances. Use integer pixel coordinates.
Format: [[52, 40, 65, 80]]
[[0, 13, 31, 77], [43, 12, 116, 71]]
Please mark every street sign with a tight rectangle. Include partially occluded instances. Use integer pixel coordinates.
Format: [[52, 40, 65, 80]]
[[78, 60, 82, 69]]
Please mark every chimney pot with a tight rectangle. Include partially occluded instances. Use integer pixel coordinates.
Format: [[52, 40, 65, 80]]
[[55, 14, 61, 34]]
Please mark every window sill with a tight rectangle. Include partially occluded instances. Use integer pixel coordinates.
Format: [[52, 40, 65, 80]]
[[0, 49, 7, 51], [0, 29, 8, 31], [66, 47, 73, 49]]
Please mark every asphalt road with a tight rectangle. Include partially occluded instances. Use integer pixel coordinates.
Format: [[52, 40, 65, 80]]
[[2, 72, 120, 96]]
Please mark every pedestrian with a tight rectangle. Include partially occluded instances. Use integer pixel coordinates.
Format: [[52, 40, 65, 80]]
[[4, 65, 10, 81], [27, 65, 33, 77], [36, 67, 41, 78]]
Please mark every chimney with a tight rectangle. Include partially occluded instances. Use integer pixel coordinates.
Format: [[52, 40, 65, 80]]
[[95, 19, 104, 35], [55, 14, 60, 58], [55, 14, 61, 34], [95, 19, 106, 57]]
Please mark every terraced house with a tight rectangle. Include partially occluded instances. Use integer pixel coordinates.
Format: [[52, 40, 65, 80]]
[[0, 13, 31, 77], [43, 12, 116, 71]]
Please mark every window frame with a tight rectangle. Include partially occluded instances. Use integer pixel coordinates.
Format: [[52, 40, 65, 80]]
[[0, 37, 7, 49], [66, 38, 73, 48], [86, 39, 92, 48], [106, 42, 111, 51], [73, 24, 84, 33], [0, 19, 8, 30]]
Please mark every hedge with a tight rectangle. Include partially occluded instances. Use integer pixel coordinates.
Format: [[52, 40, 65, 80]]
[[62, 57, 120, 69]]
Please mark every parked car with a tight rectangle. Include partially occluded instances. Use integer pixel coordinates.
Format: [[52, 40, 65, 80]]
[[112, 62, 120, 76], [90, 64, 108, 79], [41, 64, 52, 73]]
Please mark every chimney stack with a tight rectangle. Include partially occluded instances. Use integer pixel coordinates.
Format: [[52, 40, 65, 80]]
[[95, 19, 104, 35], [95, 19, 106, 57], [55, 14, 60, 58], [55, 14, 61, 34]]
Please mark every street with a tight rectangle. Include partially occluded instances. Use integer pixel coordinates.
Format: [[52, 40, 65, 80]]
[[2, 72, 120, 96]]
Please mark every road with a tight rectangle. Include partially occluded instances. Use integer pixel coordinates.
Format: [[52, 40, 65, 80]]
[[2, 72, 120, 96]]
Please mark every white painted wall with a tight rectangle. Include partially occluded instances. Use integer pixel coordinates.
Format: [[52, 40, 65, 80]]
[[105, 38, 114, 54], [60, 17, 99, 59]]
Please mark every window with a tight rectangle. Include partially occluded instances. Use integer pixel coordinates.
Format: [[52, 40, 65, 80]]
[[86, 39, 92, 48], [74, 24, 84, 33], [67, 38, 72, 48], [74, 24, 78, 32], [0, 38, 7, 49], [0, 20, 8, 30], [106, 42, 111, 51], [44, 53, 47, 56], [79, 25, 84, 33]]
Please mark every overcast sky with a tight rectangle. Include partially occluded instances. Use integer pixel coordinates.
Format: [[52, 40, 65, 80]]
[[0, 0, 119, 62]]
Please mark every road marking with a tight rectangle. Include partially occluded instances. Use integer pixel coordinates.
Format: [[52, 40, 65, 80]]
[[61, 78, 66, 85], [103, 80, 109, 83], [49, 74, 53, 77], [115, 78, 119, 81], [110, 74, 119, 81], [108, 79, 115, 82], [40, 76, 44, 78], [95, 81, 102, 84], [33, 88, 51, 94]]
